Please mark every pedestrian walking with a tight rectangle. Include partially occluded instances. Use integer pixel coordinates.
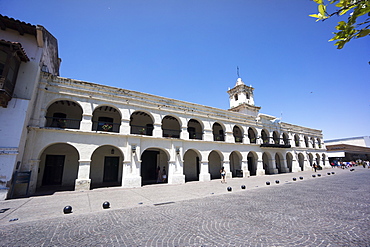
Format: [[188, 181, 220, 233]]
[[220, 166, 226, 183], [156, 166, 162, 183], [162, 166, 167, 182]]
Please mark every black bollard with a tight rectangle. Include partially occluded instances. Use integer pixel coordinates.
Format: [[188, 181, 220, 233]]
[[63, 205, 72, 214], [312, 174, 316, 178], [266, 181, 270, 185], [275, 180, 279, 184], [241, 185, 246, 189], [317, 174, 321, 177], [327, 172, 331, 175], [331, 172, 335, 174], [227, 186, 232, 192], [102, 201, 110, 209], [299, 176, 303, 180], [292, 177, 297, 181]]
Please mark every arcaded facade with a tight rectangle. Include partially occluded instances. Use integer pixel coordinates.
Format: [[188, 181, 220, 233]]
[[15, 73, 328, 196], [0, 15, 328, 198]]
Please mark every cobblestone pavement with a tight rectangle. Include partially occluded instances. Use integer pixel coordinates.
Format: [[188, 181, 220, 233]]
[[1, 169, 370, 246]]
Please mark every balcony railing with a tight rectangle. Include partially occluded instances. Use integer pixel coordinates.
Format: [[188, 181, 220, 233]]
[[92, 121, 120, 133], [131, 125, 153, 136], [162, 128, 180, 138], [234, 136, 243, 143], [189, 131, 203, 140], [45, 117, 81, 129], [213, 134, 225, 142]]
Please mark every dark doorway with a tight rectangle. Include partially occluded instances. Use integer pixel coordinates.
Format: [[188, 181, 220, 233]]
[[43, 155, 65, 186], [103, 157, 119, 182], [248, 156, 256, 176], [141, 150, 159, 185]]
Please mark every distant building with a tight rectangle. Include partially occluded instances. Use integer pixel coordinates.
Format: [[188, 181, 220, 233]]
[[325, 136, 370, 163], [0, 15, 328, 199]]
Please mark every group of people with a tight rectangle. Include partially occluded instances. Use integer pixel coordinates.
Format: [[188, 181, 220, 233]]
[[156, 166, 167, 183], [331, 160, 370, 169]]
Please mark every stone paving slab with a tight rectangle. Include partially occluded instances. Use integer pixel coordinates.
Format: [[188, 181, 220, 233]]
[[0, 168, 369, 246], [0, 168, 348, 225]]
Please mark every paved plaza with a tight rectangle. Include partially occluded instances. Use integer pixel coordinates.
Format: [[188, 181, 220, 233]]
[[1, 168, 369, 246]]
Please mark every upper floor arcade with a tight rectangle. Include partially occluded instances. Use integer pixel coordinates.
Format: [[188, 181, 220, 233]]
[[39, 96, 325, 150]]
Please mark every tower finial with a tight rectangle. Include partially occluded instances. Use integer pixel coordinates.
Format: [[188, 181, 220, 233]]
[[237, 66, 240, 78]]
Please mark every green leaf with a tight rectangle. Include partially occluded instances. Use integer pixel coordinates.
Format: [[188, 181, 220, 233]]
[[318, 4, 327, 16], [357, 29, 370, 38], [309, 14, 320, 18]]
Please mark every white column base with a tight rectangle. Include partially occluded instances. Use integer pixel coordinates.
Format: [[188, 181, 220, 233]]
[[75, 179, 91, 191], [243, 170, 250, 178], [122, 176, 142, 188], [168, 174, 185, 185], [256, 169, 265, 176], [199, 173, 211, 182]]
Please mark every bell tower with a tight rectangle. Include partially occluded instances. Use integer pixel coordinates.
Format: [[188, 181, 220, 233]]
[[227, 77, 261, 117]]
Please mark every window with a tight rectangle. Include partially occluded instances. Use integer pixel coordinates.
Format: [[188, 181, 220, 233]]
[[0, 44, 24, 107], [234, 94, 238, 101]]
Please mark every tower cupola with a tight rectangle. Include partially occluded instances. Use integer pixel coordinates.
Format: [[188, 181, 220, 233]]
[[227, 77, 261, 117]]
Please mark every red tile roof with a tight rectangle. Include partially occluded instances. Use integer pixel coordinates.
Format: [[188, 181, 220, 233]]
[[0, 39, 30, 62]]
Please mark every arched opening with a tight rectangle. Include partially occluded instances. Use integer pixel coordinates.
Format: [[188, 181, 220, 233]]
[[275, 152, 284, 173], [262, 152, 271, 174], [45, 100, 83, 129], [130, 111, 154, 136], [318, 138, 322, 148], [187, 119, 203, 140], [261, 129, 270, 144], [208, 151, 222, 179], [233, 125, 243, 143], [273, 131, 280, 144], [230, 151, 242, 177], [316, 153, 321, 168], [212, 122, 225, 141], [37, 143, 79, 193], [162, 115, 181, 138], [308, 153, 314, 167], [298, 153, 305, 171], [294, 134, 300, 147], [286, 153, 293, 173], [92, 105, 121, 133], [141, 148, 169, 185], [311, 137, 316, 148], [183, 149, 200, 182], [304, 136, 309, 147], [90, 145, 123, 189], [247, 151, 258, 176], [282, 133, 290, 145], [322, 154, 326, 167], [248, 127, 257, 144]]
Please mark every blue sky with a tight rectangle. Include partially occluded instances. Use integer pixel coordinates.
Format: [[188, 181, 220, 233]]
[[1, 0, 369, 140]]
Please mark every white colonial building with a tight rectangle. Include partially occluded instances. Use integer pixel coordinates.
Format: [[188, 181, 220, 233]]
[[0, 15, 328, 199]]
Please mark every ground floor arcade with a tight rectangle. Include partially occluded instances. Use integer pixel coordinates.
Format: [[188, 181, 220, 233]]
[[13, 137, 328, 197]]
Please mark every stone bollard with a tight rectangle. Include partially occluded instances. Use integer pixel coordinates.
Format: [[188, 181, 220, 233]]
[[63, 205, 72, 214], [102, 201, 110, 209]]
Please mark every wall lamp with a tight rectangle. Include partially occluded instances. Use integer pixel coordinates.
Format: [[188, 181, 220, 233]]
[[175, 147, 180, 155], [132, 145, 136, 154]]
